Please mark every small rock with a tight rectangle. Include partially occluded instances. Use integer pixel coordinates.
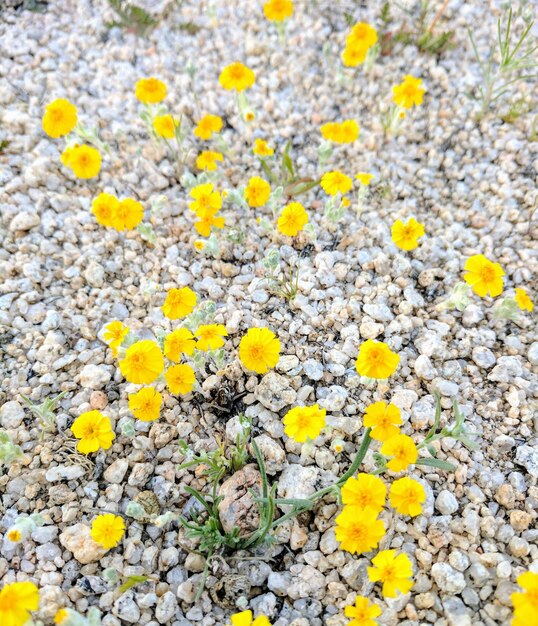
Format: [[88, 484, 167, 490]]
[[252, 434, 286, 474], [435, 490, 459, 515], [431, 562, 466, 594], [155, 591, 178, 624], [113, 592, 140, 623], [45, 465, 85, 482], [104, 458, 129, 484], [10, 212, 40, 232], [254, 372, 297, 411], [515, 445, 538, 478], [59, 523, 108, 564], [80, 364, 111, 390], [218, 464, 262, 536], [0, 401, 25, 428]]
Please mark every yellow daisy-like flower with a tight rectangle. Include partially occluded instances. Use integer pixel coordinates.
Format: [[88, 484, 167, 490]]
[[253, 138, 274, 157], [514, 287, 534, 312], [244, 176, 271, 207], [71, 410, 115, 455], [341, 473, 386, 513], [219, 62, 255, 92], [342, 41, 369, 67], [347, 22, 378, 50], [355, 340, 399, 379], [363, 401, 402, 441], [153, 114, 177, 139], [119, 340, 164, 384], [283, 404, 327, 443], [91, 193, 119, 228], [320, 120, 359, 144], [111, 198, 144, 231], [162, 287, 197, 320], [277, 202, 308, 237], [196, 150, 224, 171], [42, 98, 77, 138], [511, 571, 538, 625], [195, 324, 228, 351], [90, 513, 125, 549], [463, 254, 505, 298], [263, 0, 293, 22], [194, 114, 223, 140], [392, 75, 425, 109], [344, 596, 382, 626], [7, 529, 22, 543], [67, 145, 102, 179], [165, 363, 196, 395], [229, 609, 272, 626], [368, 549, 413, 598], [335, 506, 385, 554], [194, 240, 205, 251], [103, 320, 129, 355], [244, 110, 256, 122], [164, 327, 196, 361], [381, 434, 418, 473], [320, 171, 353, 196], [135, 77, 167, 104], [128, 387, 163, 422], [389, 477, 426, 517], [391, 218, 425, 251], [356, 172, 374, 186], [60, 144, 76, 168], [239, 327, 281, 374], [0, 581, 40, 626], [189, 183, 222, 215], [194, 207, 225, 237]]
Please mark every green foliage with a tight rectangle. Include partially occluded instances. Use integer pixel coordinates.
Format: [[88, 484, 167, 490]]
[[468, 7, 538, 119], [119, 575, 149, 593], [262, 249, 301, 302], [105, 0, 159, 36], [0, 431, 23, 467], [0, 139, 10, 154], [20, 391, 66, 438]]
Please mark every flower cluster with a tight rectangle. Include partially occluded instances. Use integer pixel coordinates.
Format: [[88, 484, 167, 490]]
[[342, 22, 378, 67]]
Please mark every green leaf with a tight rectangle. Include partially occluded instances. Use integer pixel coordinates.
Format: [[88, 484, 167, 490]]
[[416, 458, 456, 472], [119, 575, 149, 593]]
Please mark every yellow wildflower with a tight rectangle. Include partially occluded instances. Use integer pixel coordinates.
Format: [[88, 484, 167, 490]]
[[153, 114, 177, 139], [135, 77, 167, 104], [368, 549, 413, 597], [219, 62, 255, 92], [263, 0, 293, 21], [335, 507, 385, 554], [253, 138, 274, 157], [196, 150, 224, 171], [392, 75, 425, 109], [0, 581, 40, 626], [42, 98, 77, 138], [389, 477, 426, 517], [356, 172, 374, 186], [320, 171, 353, 195], [162, 287, 197, 320], [244, 176, 271, 207], [514, 288, 534, 312], [189, 183, 222, 215], [128, 387, 162, 422], [71, 410, 115, 455], [195, 324, 228, 350], [68, 145, 101, 179], [355, 340, 399, 379], [194, 114, 223, 140], [165, 363, 196, 395], [111, 198, 144, 231], [391, 218, 425, 251], [239, 327, 281, 374], [164, 328, 196, 361], [341, 473, 386, 513], [92, 193, 119, 228], [283, 404, 326, 443], [363, 401, 402, 441], [463, 254, 505, 297], [90, 514, 125, 549], [381, 434, 418, 472], [119, 340, 164, 384], [277, 202, 308, 237], [344, 596, 382, 626]]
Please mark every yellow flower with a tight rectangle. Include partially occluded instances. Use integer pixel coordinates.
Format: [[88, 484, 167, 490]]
[[162, 287, 197, 320], [135, 77, 167, 104], [391, 218, 425, 251], [194, 114, 223, 140], [60, 144, 76, 167], [244, 176, 271, 207], [90, 513, 125, 549], [194, 207, 225, 237], [463, 254, 505, 298], [189, 183, 222, 215], [368, 549, 413, 597], [341, 196, 351, 207], [244, 110, 256, 122], [194, 240, 205, 251], [229, 609, 271, 626], [277, 202, 308, 236], [110, 198, 144, 231], [320, 120, 359, 143], [341, 473, 386, 513], [347, 22, 378, 50], [7, 529, 22, 543], [363, 401, 402, 441], [103, 320, 129, 355], [128, 387, 162, 422], [515, 288, 534, 312], [68, 145, 101, 179], [356, 172, 374, 186], [219, 62, 255, 92], [389, 477, 426, 517], [165, 363, 196, 395], [320, 170, 353, 195], [344, 596, 382, 626], [153, 114, 177, 139], [253, 138, 274, 157], [71, 410, 115, 455], [42, 98, 77, 138], [164, 328, 196, 361], [342, 41, 369, 67], [283, 405, 326, 443], [355, 340, 399, 379], [392, 75, 425, 109], [195, 324, 228, 350], [92, 193, 119, 228], [54, 608, 69, 624], [239, 327, 281, 374], [511, 571, 538, 624], [263, 0, 293, 22], [196, 150, 224, 171], [381, 434, 418, 473], [335, 506, 385, 554], [119, 340, 164, 384], [0, 581, 39, 626]]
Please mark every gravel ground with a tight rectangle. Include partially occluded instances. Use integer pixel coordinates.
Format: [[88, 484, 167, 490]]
[[0, 1, 537, 625]]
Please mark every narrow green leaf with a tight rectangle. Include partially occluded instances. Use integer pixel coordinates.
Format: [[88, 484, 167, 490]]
[[119, 575, 149, 593], [416, 458, 456, 472]]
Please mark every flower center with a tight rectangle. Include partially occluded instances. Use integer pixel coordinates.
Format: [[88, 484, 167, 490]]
[[479, 266, 495, 282]]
